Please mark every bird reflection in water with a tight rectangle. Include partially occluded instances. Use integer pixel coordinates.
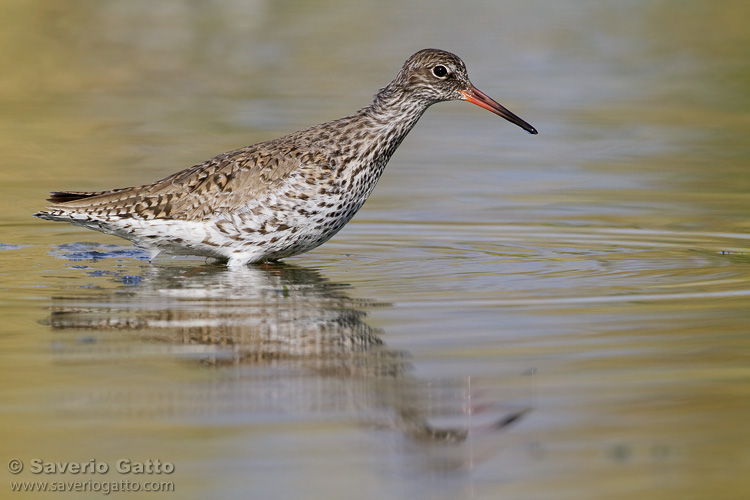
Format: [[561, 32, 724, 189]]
[[46, 253, 531, 471]]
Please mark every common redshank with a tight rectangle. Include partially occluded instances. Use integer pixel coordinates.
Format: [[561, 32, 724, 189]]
[[35, 49, 537, 268]]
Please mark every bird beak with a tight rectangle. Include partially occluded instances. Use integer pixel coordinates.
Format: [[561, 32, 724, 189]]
[[460, 86, 538, 134]]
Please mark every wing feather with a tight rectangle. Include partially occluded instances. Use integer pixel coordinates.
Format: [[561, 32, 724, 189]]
[[39, 135, 329, 221]]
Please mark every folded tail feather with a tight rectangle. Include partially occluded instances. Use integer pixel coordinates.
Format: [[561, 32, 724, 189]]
[[46, 189, 131, 204]]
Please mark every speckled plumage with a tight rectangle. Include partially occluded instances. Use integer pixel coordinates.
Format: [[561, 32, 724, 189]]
[[35, 49, 537, 268]]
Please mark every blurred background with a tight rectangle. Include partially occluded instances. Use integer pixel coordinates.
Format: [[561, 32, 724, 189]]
[[1, 1, 749, 499]]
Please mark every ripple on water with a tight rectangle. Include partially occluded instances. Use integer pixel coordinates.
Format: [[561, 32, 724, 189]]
[[328, 221, 750, 308], [37, 221, 750, 311]]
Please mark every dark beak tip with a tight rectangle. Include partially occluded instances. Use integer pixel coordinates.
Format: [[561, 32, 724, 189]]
[[461, 88, 537, 135]]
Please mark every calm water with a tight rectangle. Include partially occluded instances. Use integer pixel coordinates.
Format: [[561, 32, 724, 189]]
[[2, 1, 749, 499]]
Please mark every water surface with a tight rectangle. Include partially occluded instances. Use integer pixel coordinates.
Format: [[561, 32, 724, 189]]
[[2, 1, 749, 499]]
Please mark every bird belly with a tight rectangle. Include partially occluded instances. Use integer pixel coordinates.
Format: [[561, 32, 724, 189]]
[[214, 188, 367, 264]]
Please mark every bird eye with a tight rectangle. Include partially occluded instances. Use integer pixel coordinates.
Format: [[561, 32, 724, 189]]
[[432, 65, 448, 78]]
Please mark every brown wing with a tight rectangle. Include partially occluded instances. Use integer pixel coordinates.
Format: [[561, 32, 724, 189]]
[[41, 135, 327, 221]]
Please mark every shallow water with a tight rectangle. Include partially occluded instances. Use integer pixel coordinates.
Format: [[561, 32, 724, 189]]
[[2, 1, 750, 499]]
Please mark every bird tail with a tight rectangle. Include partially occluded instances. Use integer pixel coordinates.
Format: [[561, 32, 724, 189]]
[[45, 189, 133, 204], [34, 207, 91, 222], [34, 189, 132, 222]]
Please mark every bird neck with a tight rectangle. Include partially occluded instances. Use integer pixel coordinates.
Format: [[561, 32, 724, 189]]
[[369, 84, 431, 129], [348, 87, 431, 165]]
